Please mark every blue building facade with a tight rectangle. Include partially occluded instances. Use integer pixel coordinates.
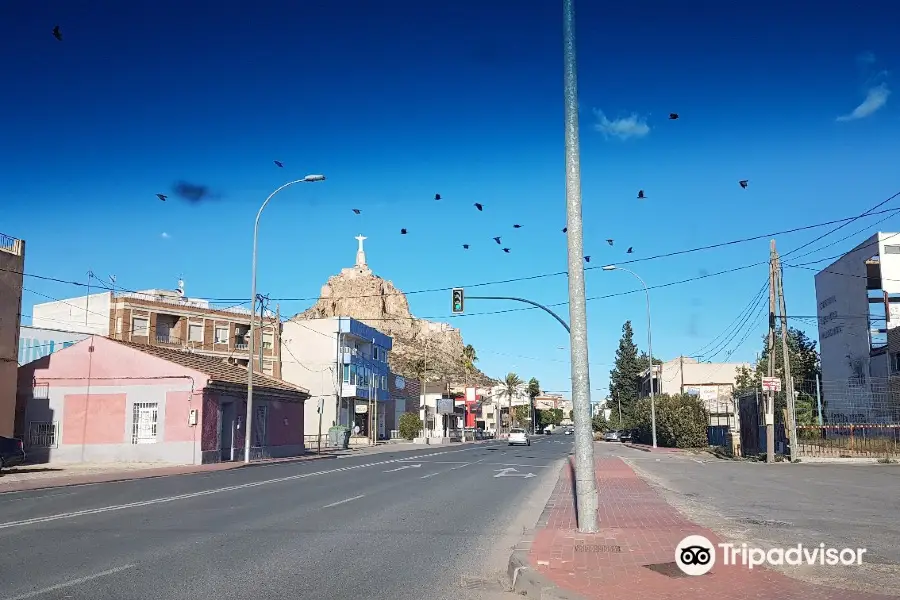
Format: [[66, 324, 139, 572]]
[[334, 318, 393, 436], [18, 326, 90, 365]]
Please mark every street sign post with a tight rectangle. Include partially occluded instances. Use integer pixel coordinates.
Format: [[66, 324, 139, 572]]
[[761, 377, 781, 393]]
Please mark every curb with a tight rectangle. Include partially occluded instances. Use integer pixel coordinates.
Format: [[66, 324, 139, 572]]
[[622, 443, 684, 454], [507, 549, 587, 600], [0, 452, 340, 495]]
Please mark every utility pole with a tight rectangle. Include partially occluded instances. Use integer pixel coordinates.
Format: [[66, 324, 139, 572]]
[[766, 241, 777, 464], [775, 251, 798, 462], [420, 339, 428, 440], [562, 0, 598, 534]]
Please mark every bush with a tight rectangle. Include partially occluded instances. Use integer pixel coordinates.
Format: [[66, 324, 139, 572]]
[[630, 393, 709, 448], [591, 414, 607, 432], [398, 412, 423, 440]]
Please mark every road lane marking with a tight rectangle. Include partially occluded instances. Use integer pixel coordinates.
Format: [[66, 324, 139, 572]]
[[420, 472, 440, 479], [4, 564, 135, 600], [0, 447, 492, 530], [322, 494, 365, 508], [383, 464, 421, 473]]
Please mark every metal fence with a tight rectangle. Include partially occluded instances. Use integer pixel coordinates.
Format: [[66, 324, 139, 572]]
[[739, 376, 900, 458]]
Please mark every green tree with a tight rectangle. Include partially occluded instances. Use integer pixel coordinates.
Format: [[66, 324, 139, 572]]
[[398, 412, 422, 440], [631, 393, 709, 448], [527, 378, 541, 402], [609, 321, 642, 409], [591, 413, 608, 432], [513, 405, 531, 426], [461, 344, 478, 384], [503, 372, 523, 431]]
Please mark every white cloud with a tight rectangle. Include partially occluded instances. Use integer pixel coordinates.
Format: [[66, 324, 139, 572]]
[[593, 110, 650, 140], [160, 232, 171, 239], [857, 51, 876, 65], [836, 83, 890, 121]]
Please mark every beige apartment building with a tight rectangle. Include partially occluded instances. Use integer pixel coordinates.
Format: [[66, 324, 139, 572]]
[[0, 233, 25, 437], [30, 283, 282, 378]]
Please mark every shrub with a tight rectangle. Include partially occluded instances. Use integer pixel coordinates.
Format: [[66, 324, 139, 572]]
[[398, 412, 423, 440], [630, 393, 709, 448]]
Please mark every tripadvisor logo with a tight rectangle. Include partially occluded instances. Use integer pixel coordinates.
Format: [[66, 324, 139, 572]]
[[675, 535, 867, 576]]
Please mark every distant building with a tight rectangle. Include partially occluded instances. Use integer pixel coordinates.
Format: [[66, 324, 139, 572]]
[[641, 356, 750, 428], [281, 316, 393, 440], [0, 232, 25, 437], [30, 281, 281, 377], [16, 336, 309, 464]]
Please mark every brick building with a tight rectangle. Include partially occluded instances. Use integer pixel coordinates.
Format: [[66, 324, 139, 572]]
[[30, 283, 282, 378], [0, 232, 25, 437]]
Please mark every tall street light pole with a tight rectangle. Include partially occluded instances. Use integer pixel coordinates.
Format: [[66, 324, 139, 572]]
[[602, 265, 657, 448], [562, 0, 598, 533], [245, 174, 326, 464]]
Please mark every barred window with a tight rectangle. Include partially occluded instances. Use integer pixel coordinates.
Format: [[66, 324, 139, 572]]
[[132, 402, 159, 444]]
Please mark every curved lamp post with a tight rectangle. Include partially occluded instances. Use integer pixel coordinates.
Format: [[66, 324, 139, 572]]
[[245, 174, 326, 463], [602, 265, 658, 448]]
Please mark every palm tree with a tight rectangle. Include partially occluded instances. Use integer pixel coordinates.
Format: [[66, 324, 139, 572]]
[[527, 377, 541, 433], [503, 372, 523, 433], [460, 345, 478, 439]]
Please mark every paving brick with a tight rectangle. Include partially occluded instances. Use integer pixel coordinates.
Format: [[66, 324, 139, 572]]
[[527, 456, 891, 599]]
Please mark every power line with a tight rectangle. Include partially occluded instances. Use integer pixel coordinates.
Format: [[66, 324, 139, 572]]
[[690, 279, 768, 359], [697, 282, 768, 361]]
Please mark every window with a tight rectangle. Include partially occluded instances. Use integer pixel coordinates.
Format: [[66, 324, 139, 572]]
[[343, 364, 350, 382], [215, 326, 229, 344], [263, 361, 274, 375], [349, 364, 357, 385], [131, 402, 158, 444], [253, 404, 268, 447], [382, 375, 387, 390], [132, 317, 149, 337], [262, 333, 274, 349], [893, 353, 900, 373], [189, 323, 204, 342], [115, 316, 123, 336], [28, 421, 58, 448]]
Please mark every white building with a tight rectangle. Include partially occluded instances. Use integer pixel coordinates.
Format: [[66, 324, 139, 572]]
[[640, 356, 750, 428], [280, 316, 393, 441], [815, 232, 900, 422]]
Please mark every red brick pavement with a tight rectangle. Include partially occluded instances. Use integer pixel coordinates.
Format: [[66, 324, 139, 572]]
[[528, 457, 891, 599]]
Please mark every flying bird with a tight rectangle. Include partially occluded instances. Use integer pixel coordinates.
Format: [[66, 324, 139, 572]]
[[606, 239, 614, 246], [562, 227, 567, 233], [474, 203, 483, 211], [584, 256, 591, 263], [400, 228, 408, 235], [352, 209, 361, 214], [156, 194, 167, 202], [274, 160, 284, 168], [52, 25, 62, 41], [627, 247, 633, 254], [434, 193, 442, 200], [669, 113, 679, 120], [462, 244, 470, 249], [493, 236, 501, 245], [739, 180, 749, 189], [502, 248, 510, 253], [637, 190, 646, 199], [513, 224, 522, 229]]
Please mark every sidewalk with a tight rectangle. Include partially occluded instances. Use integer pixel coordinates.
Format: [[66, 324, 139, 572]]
[[509, 456, 894, 599]]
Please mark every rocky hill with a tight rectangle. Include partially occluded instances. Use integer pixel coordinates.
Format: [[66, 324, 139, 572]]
[[291, 238, 494, 388]]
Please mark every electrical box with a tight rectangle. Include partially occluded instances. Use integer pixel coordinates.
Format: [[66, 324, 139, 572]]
[[189, 409, 198, 426]]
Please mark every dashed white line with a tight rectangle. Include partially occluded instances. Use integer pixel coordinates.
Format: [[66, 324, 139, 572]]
[[322, 494, 365, 508], [4, 564, 135, 600]]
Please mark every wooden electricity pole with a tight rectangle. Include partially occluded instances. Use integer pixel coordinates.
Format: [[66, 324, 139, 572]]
[[774, 251, 799, 462], [766, 241, 777, 464]]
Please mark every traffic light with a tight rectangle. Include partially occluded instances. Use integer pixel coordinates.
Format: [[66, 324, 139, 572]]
[[451, 288, 464, 313]]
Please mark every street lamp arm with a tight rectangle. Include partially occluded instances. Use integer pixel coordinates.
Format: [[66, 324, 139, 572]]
[[255, 179, 310, 227], [466, 296, 571, 333]]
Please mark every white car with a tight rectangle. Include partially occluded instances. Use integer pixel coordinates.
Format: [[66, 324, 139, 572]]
[[564, 428, 574, 435], [508, 428, 531, 446]]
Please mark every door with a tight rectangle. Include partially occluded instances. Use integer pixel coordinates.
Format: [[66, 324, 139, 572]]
[[221, 402, 235, 461]]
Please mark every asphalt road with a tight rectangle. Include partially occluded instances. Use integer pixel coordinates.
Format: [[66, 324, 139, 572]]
[[0, 436, 572, 600], [596, 442, 900, 594]]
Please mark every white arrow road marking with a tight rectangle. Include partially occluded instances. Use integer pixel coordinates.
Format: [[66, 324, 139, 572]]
[[493, 468, 536, 479], [383, 464, 421, 473]]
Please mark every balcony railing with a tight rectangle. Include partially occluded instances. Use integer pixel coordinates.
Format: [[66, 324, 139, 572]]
[[0, 233, 23, 256]]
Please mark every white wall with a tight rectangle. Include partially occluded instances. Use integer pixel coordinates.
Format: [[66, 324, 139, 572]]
[[280, 319, 340, 438], [32, 292, 112, 335]]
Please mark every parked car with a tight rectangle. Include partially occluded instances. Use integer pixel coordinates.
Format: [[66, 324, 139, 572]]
[[0, 436, 25, 471], [602, 430, 621, 442], [508, 428, 531, 446], [619, 430, 633, 443], [544, 427, 552, 435]]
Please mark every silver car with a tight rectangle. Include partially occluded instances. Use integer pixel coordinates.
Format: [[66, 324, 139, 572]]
[[602, 430, 621, 442]]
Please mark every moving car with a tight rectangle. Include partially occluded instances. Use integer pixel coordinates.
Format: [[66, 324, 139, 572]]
[[508, 428, 531, 446], [0, 436, 25, 471], [564, 427, 574, 435]]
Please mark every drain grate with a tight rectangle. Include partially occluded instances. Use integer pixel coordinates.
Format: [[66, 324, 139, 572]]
[[737, 517, 793, 528], [644, 562, 693, 578]]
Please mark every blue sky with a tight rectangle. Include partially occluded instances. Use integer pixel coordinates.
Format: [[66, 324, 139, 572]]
[[3, 0, 899, 397]]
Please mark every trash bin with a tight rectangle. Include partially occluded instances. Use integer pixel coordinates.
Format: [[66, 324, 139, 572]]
[[328, 425, 351, 449]]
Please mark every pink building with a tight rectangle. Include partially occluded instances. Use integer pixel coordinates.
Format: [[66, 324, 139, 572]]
[[16, 336, 309, 464]]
